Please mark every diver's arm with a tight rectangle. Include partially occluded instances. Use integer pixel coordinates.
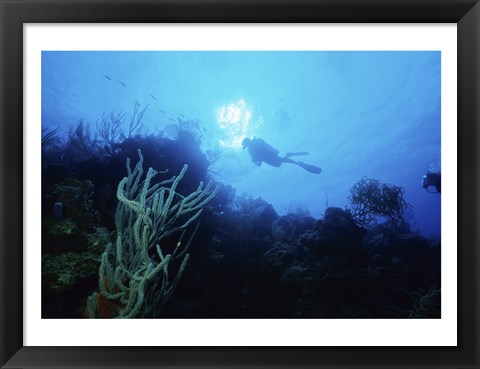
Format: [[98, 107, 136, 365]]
[[249, 149, 262, 166]]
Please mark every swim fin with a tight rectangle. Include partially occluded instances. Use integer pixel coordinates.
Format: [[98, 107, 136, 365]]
[[297, 161, 322, 174]]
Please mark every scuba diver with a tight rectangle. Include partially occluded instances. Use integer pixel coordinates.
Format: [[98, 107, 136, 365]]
[[422, 171, 441, 193], [242, 137, 322, 174]]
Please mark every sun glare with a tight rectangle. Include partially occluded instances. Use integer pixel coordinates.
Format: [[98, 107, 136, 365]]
[[217, 99, 259, 148]]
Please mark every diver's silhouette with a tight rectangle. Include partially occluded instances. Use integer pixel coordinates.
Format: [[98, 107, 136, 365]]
[[242, 137, 322, 174], [422, 171, 441, 193]]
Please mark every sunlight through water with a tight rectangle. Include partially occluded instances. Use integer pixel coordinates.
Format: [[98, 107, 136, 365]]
[[216, 99, 261, 148]]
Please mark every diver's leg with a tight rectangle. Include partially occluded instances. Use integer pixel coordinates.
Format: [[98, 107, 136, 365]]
[[285, 152, 309, 159], [280, 157, 299, 165], [281, 157, 322, 174]]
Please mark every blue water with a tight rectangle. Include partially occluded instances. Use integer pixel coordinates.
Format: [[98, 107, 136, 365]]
[[42, 51, 441, 237]]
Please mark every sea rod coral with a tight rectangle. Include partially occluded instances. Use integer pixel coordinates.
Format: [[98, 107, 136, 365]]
[[86, 149, 219, 318]]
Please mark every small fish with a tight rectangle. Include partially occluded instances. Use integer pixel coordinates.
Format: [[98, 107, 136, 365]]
[[118, 80, 127, 88], [179, 113, 185, 118], [159, 110, 165, 114], [168, 117, 176, 122], [102, 74, 112, 81], [150, 94, 157, 101]]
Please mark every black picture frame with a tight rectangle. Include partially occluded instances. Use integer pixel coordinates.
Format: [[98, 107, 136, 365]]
[[1, 1, 479, 368]]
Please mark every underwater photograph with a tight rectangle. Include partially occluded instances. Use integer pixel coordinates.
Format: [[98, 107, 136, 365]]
[[41, 51, 441, 319]]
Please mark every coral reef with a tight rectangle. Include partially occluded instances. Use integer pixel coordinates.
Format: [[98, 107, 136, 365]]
[[347, 177, 411, 227], [40, 119, 440, 319], [42, 209, 110, 318], [85, 150, 219, 318]]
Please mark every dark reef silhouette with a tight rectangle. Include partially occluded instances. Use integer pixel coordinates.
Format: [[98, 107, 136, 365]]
[[41, 118, 441, 319]]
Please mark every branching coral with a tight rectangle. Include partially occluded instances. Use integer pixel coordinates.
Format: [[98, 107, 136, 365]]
[[96, 110, 126, 147], [41, 126, 60, 147], [347, 177, 411, 227], [127, 100, 147, 138], [86, 149, 220, 318], [382, 288, 441, 318]]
